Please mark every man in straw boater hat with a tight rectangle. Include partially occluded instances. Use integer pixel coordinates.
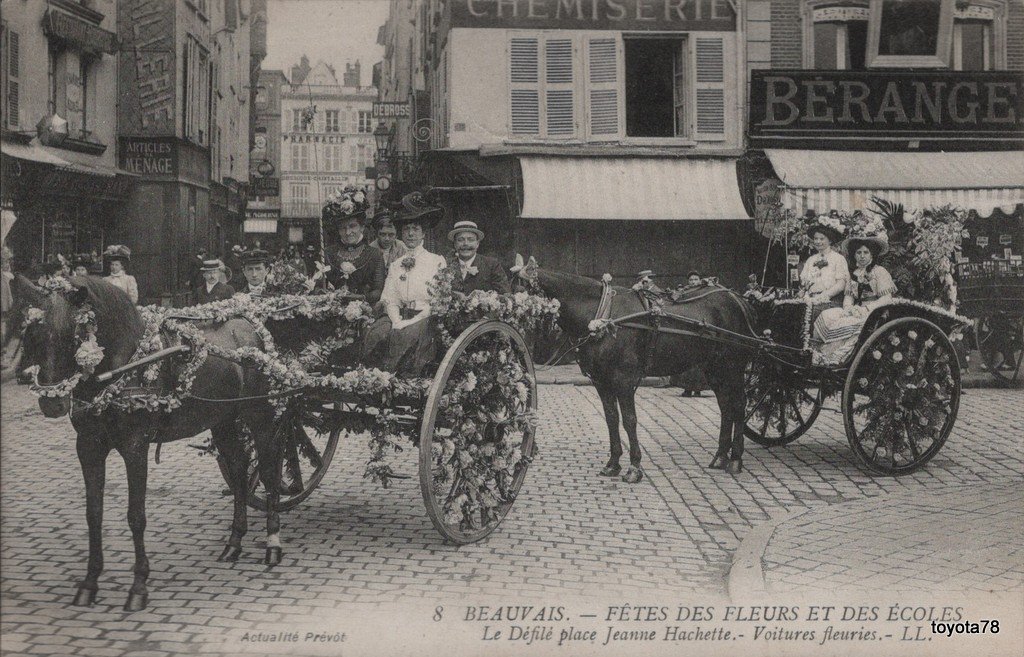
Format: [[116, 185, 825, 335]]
[[235, 248, 272, 297], [324, 188, 386, 303], [195, 258, 235, 304], [447, 220, 511, 294]]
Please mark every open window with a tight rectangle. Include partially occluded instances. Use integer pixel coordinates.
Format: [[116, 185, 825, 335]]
[[624, 37, 687, 138], [952, 1, 1007, 71]]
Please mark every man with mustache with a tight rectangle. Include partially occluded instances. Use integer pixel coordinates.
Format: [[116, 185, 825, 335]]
[[448, 221, 510, 294]]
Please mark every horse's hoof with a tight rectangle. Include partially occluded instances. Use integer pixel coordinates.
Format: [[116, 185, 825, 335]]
[[725, 459, 743, 475], [264, 546, 283, 567], [218, 545, 242, 562], [621, 466, 644, 484], [709, 455, 728, 470], [123, 590, 148, 613], [72, 587, 97, 607], [599, 464, 621, 477]]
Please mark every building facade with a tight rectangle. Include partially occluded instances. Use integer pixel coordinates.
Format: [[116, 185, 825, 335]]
[[245, 68, 288, 250], [278, 58, 377, 253], [380, 0, 755, 285], [744, 0, 1024, 284], [115, 0, 263, 304], [1, 0, 131, 272]]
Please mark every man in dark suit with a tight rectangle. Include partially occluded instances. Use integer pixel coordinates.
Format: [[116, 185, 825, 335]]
[[234, 249, 271, 297], [448, 221, 511, 294], [195, 259, 235, 304]]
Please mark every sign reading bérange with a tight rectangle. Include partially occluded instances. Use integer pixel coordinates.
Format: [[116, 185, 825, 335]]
[[452, 0, 735, 31], [749, 70, 1024, 145]]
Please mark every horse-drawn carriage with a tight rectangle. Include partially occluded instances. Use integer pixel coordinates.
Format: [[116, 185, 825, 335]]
[[955, 260, 1024, 385], [742, 294, 969, 475]]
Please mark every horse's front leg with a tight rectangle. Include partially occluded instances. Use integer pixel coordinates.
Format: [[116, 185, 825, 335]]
[[708, 378, 733, 471], [251, 414, 284, 567], [118, 434, 151, 611], [73, 433, 110, 607], [617, 388, 644, 484], [593, 382, 623, 477], [212, 422, 248, 562], [726, 372, 746, 475]]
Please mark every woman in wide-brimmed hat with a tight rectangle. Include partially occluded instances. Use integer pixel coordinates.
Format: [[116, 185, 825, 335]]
[[102, 244, 139, 303], [362, 192, 446, 376], [812, 233, 896, 364], [799, 214, 850, 323], [324, 188, 386, 303]]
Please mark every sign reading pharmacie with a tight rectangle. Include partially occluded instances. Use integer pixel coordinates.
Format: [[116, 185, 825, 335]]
[[452, 0, 735, 30], [749, 70, 1024, 146], [283, 133, 346, 144]]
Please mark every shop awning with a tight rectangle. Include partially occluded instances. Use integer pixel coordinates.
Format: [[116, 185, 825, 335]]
[[1, 140, 73, 167], [766, 150, 1024, 216], [519, 156, 750, 220]]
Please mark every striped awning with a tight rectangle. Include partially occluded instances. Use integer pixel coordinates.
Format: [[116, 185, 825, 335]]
[[519, 156, 750, 220], [766, 150, 1024, 216]]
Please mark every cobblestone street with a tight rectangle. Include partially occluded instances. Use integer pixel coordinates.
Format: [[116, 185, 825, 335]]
[[2, 380, 1022, 656]]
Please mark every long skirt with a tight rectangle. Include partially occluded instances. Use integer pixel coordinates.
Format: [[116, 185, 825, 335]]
[[807, 295, 842, 327], [362, 316, 438, 376], [811, 306, 865, 365]]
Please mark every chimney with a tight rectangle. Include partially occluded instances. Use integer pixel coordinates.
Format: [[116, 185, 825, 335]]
[[343, 61, 361, 87], [291, 55, 311, 85]]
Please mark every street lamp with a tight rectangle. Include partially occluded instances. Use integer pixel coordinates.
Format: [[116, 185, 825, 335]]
[[373, 121, 392, 164]]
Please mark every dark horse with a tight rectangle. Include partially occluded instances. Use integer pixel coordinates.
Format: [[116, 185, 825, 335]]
[[519, 262, 760, 481], [23, 276, 285, 611]]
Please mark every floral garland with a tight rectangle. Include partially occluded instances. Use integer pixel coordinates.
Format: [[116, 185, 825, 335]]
[[427, 263, 560, 347]]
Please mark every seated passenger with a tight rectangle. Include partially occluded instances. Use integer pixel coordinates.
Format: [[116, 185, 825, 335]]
[[235, 249, 271, 297], [362, 194, 446, 376], [195, 259, 235, 304], [448, 221, 511, 294], [812, 234, 895, 365], [800, 218, 850, 325], [325, 198, 385, 304]]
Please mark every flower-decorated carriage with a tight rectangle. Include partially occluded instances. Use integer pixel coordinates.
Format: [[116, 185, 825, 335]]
[[130, 264, 560, 545], [742, 204, 973, 475]]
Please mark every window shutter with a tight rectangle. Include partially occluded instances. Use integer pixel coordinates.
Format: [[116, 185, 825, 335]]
[[509, 37, 540, 136], [694, 37, 726, 141], [544, 38, 574, 137], [586, 36, 621, 140], [6, 30, 19, 127]]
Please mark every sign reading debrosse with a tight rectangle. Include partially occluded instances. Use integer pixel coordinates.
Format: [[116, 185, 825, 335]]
[[372, 102, 411, 118]]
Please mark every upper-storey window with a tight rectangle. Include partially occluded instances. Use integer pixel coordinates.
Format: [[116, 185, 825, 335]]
[[805, 0, 1006, 70], [507, 31, 728, 144]]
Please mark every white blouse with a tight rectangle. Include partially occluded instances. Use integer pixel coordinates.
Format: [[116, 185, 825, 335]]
[[800, 249, 849, 299], [380, 244, 446, 318], [105, 271, 139, 304]]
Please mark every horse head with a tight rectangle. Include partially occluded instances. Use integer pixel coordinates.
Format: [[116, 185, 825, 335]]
[[510, 254, 540, 289], [33, 276, 143, 418]]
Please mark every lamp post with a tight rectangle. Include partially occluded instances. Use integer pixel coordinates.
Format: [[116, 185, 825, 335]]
[[373, 121, 392, 169]]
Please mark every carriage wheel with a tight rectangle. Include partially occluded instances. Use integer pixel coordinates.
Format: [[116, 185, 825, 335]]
[[419, 320, 537, 545], [843, 317, 960, 476], [247, 400, 341, 512], [743, 357, 823, 447], [976, 313, 1023, 385]]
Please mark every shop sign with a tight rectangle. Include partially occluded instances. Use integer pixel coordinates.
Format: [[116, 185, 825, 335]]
[[749, 70, 1024, 144], [999, 234, 1013, 245], [42, 11, 117, 56], [284, 134, 346, 144], [372, 102, 411, 118], [754, 178, 782, 223], [250, 176, 280, 197], [119, 137, 178, 176], [452, 0, 736, 30]]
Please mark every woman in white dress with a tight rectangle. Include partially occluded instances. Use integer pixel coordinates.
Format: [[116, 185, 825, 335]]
[[799, 220, 849, 324], [102, 245, 139, 304], [812, 235, 896, 364], [362, 196, 446, 375]]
